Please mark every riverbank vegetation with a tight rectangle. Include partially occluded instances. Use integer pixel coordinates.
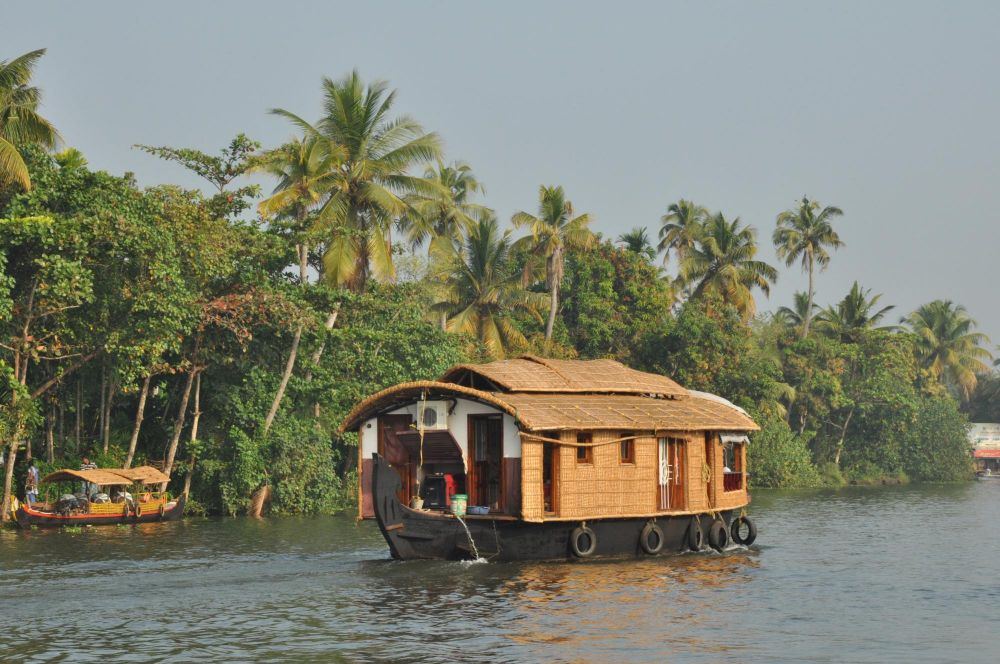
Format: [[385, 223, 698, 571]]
[[2, 50, 995, 519]]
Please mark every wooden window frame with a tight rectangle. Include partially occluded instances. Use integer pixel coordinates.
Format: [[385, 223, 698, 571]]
[[723, 441, 745, 492], [543, 441, 559, 515], [619, 432, 635, 465], [576, 432, 593, 464]]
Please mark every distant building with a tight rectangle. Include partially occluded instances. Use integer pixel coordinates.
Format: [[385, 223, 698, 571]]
[[970, 423, 1000, 473]]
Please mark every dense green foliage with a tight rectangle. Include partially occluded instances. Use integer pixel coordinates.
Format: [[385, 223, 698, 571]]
[[561, 239, 672, 363], [1, 60, 995, 522]]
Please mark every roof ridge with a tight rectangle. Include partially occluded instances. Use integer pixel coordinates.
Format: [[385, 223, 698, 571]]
[[516, 354, 575, 385]]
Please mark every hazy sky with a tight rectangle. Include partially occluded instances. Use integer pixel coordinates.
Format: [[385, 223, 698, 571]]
[[7, 1, 1000, 343]]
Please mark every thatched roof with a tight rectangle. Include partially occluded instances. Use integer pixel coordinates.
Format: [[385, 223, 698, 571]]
[[111, 466, 170, 485], [339, 379, 757, 433], [441, 355, 688, 398], [497, 392, 758, 432], [41, 466, 171, 486], [340, 381, 519, 432], [42, 468, 133, 486]]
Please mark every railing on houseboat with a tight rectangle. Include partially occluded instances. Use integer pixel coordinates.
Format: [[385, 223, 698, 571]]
[[723, 472, 743, 492]]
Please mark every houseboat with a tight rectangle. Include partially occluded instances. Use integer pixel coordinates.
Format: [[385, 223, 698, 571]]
[[343, 356, 759, 561], [15, 465, 186, 528]]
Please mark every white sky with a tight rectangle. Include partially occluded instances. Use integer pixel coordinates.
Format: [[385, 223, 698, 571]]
[[7, 1, 1000, 344]]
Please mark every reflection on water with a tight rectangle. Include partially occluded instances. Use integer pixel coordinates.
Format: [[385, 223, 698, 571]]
[[2, 482, 999, 663]]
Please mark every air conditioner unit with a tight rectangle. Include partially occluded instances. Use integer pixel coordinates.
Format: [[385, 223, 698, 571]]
[[416, 401, 450, 431]]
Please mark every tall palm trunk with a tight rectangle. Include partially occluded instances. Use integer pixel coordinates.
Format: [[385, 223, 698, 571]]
[[124, 374, 152, 468], [102, 377, 117, 454], [160, 367, 197, 492], [833, 407, 855, 467], [262, 324, 302, 438], [262, 243, 308, 438], [1, 368, 27, 523], [1, 440, 18, 523], [46, 403, 55, 463], [544, 248, 562, 343], [75, 379, 81, 453], [545, 284, 558, 342], [182, 374, 201, 499], [802, 248, 815, 338]]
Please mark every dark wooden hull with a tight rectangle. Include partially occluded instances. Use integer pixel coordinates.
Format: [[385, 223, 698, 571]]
[[371, 453, 742, 561], [15, 495, 186, 528]]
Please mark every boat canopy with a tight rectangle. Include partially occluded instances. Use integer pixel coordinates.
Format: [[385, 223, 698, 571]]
[[111, 466, 170, 485], [41, 466, 171, 486], [42, 469, 133, 486]]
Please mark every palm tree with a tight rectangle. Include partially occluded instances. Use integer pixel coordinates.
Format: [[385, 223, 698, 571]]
[[271, 70, 442, 292], [433, 215, 548, 358], [512, 185, 594, 342], [255, 135, 342, 280], [815, 281, 896, 342], [773, 197, 844, 337], [776, 291, 817, 334], [903, 300, 993, 400], [253, 135, 344, 436], [658, 200, 708, 268], [1, 49, 60, 191], [617, 227, 657, 261], [403, 160, 490, 258], [680, 212, 777, 318]]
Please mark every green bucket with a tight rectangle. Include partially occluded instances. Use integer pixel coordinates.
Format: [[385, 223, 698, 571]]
[[451, 494, 467, 517]]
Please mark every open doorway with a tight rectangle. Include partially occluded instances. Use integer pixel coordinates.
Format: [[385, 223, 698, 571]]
[[543, 441, 559, 514], [377, 414, 415, 505], [468, 415, 503, 511]]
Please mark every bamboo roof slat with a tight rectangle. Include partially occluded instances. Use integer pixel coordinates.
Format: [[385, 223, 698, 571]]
[[41, 466, 171, 486], [339, 379, 758, 433], [111, 466, 170, 485], [41, 469, 133, 486], [440, 355, 688, 398], [497, 392, 759, 432]]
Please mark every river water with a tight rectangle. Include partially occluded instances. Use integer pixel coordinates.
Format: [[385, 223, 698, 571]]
[[2, 481, 998, 663]]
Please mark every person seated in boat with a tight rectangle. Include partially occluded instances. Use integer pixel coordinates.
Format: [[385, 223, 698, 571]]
[[25, 461, 40, 506], [111, 489, 133, 504], [79, 456, 99, 496]]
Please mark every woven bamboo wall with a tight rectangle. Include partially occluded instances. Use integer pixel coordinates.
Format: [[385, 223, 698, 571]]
[[520, 436, 544, 522], [553, 430, 658, 519], [519, 429, 747, 522], [683, 432, 709, 512]]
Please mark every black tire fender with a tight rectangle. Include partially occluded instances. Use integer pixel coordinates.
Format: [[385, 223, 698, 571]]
[[570, 525, 597, 558], [708, 519, 729, 552], [687, 517, 704, 552], [639, 522, 665, 555], [730, 515, 757, 546]]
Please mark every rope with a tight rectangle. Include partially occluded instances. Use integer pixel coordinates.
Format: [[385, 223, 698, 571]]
[[418, 390, 426, 468], [520, 432, 643, 448]]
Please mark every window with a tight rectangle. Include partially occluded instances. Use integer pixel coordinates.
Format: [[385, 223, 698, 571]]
[[576, 433, 592, 464], [723, 442, 744, 492], [619, 432, 635, 464]]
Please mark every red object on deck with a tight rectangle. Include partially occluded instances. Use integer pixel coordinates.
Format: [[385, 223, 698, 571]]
[[974, 449, 1000, 458], [443, 473, 456, 506]]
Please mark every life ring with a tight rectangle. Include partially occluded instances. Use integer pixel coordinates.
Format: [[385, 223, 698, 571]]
[[687, 517, 704, 552], [639, 522, 665, 555], [707, 519, 729, 552], [570, 525, 598, 558], [159, 503, 166, 519], [134, 502, 142, 519], [730, 515, 757, 546]]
